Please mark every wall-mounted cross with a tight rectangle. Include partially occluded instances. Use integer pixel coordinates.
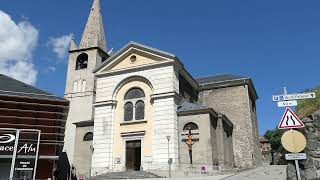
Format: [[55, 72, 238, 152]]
[[181, 129, 199, 164]]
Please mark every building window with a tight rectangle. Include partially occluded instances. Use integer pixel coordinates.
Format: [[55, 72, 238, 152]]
[[130, 55, 137, 63], [123, 88, 145, 121], [81, 80, 86, 92], [73, 80, 86, 93], [83, 132, 93, 141], [76, 53, 88, 70], [135, 100, 145, 120], [77, 80, 82, 92], [124, 102, 134, 121], [73, 81, 78, 93], [183, 122, 199, 131]]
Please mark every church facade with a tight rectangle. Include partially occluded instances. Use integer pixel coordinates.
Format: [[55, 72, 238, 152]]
[[63, 0, 262, 177]]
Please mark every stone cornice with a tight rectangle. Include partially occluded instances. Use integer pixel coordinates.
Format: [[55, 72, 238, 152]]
[[93, 100, 117, 107], [68, 46, 109, 57], [198, 78, 258, 101], [95, 61, 173, 78], [121, 130, 146, 137], [150, 91, 182, 101], [64, 91, 95, 99], [178, 108, 218, 118], [73, 120, 94, 127]]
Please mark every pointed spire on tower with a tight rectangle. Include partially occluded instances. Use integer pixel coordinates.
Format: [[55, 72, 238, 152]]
[[79, 0, 107, 50], [69, 38, 78, 51]]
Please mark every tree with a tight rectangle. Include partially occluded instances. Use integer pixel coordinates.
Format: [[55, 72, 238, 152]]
[[264, 128, 286, 153]]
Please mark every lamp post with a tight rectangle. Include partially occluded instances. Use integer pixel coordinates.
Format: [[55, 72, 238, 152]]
[[89, 145, 94, 180], [166, 135, 171, 178]]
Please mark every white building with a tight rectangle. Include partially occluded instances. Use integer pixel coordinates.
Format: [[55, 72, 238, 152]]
[[63, 0, 262, 177]]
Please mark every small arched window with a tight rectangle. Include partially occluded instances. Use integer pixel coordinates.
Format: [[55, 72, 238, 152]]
[[135, 100, 145, 120], [83, 132, 93, 141], [124, 102, 134, 121], [77, 80, 82, 92], [76, 53, 88, 70], [123, 88, 145, 121], [183, 122, 199, 131], [81, 80, 86, 92], [73, 81, 78, 93]]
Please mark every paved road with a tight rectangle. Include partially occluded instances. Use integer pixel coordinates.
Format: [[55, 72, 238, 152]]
[[223, 165, 287, 180], [135, 175, 231, 180], [131, 165, 287, 180]]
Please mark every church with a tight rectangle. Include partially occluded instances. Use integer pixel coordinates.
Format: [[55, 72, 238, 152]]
[[63, 0, 262, 177]]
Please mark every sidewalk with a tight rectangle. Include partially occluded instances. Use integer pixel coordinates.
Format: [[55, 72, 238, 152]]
[[223, 165, 287, 180], [132, 165, 286, 180]]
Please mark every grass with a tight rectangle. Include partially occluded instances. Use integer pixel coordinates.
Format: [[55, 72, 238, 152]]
[[295, 86, 320, 118]]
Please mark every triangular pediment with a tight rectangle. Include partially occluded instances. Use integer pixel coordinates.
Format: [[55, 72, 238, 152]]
[[94, 42, 177, 74], [105, 50, 171, 72]]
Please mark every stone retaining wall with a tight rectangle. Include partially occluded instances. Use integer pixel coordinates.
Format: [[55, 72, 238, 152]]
[[287, 110, 320, 180]]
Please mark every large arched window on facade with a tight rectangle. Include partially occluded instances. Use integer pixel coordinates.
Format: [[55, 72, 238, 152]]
[[123, 88, 145, 121], [76, 53, 88, 70]]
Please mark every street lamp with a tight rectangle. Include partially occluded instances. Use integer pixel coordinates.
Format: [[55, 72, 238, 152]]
[[166, 136, 172, 178], [89, 145, 94, 180]]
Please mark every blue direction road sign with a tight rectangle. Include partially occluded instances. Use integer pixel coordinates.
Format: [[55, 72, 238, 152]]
[[272, 92, 316, 102]]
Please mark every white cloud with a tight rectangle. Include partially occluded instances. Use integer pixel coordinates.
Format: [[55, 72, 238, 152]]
[[47, 34, 73, 59], [0, 11, 38, 85], [48, 66, 56, 72], [0, 61, 37, 85]]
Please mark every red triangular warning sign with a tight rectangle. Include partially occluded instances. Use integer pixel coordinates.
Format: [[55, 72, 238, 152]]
[[278, 107, 304, 129]]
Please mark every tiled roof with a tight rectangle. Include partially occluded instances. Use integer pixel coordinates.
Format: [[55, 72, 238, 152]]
[[195, 74, 248, 85], [178, 101, 209, 112], [0, 74, 66, 101]]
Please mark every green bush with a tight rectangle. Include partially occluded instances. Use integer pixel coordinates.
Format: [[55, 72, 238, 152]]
[[295, 87, 320, 118]]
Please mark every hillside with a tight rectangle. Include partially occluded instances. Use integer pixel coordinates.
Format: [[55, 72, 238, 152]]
[[295, 87, 320, 118]]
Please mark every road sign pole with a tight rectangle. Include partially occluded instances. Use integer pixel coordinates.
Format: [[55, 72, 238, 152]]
[[284, 87, 288, 95], [273, 87, 315, 180], [295, 160, 301, 180]]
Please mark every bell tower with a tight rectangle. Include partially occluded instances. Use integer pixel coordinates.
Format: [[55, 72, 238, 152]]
[[63, 0, 109, 164]]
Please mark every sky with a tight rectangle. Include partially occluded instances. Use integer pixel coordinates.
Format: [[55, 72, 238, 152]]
[[1, 0, 320, 135]]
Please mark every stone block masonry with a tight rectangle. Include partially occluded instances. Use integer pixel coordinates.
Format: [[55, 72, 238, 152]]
[[198, 85, 262, 168]]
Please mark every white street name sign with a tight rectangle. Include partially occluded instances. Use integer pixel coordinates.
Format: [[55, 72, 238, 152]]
[[273, 92, 316, 102], [285, 153, 307, 160], [277, 100, 298, 107]]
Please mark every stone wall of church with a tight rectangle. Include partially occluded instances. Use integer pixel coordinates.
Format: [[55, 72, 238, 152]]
[[64, 95, 95, 164], [112, 80, 154, 171], [178, 113, 214, 166], [91, 104, 114, 174], [91, 64, 180, 174], [65, 49, 101, 94], [198, 85, 262, 168], [64, 48, 102, 164], [74, 126, 94, 178], [177, 113, 234, 171]]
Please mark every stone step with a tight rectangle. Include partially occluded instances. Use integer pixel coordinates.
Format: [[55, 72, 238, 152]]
[[92, 171, 163, 179]]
